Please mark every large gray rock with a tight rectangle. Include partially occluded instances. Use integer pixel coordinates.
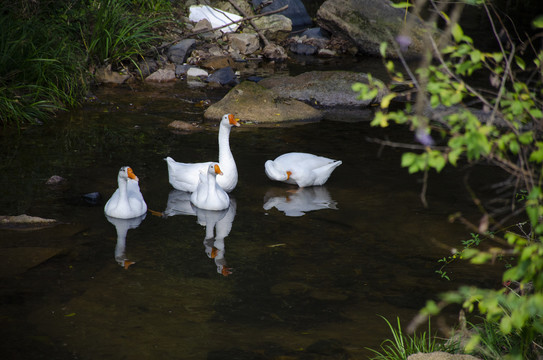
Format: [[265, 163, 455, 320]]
[[204, 81, 322, 123], [167, 39, 197, 64], [259, 71, 386, 107], [252, 0, 312, 28], [316, 0, 428, 58]]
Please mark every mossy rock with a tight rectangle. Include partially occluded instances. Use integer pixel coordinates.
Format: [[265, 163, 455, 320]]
[[204, 81, 323, 123]]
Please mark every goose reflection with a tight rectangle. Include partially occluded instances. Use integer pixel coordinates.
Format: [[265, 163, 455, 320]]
[[263, 186, 338, 217], [164, 189, 236, 276], [106, 214, 146, 269]]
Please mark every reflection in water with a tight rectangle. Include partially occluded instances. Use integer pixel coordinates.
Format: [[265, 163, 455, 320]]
[[164, 190, 236, 276], [106, 214, 146, 269], [263, 186, 338, 217]]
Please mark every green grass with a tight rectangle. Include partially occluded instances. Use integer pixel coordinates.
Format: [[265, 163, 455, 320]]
[[0, 0, 170, 127], [366, 316, 459, 360]]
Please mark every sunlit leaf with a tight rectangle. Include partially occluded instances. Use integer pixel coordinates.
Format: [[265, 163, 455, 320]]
[[380, 93, 396, 109], [533, 15, 543, 28], [451, 23, 463, 43]]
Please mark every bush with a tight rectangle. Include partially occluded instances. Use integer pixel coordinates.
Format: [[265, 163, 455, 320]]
[[354, 1, 543, 358]]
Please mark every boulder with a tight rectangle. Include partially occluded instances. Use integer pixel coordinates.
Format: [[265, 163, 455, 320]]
[[227, 33, 260, 55], [167, 39, 196, 64], [145, 66, 176, 83], [252, 14, 292, 42], [204, 81, 322, 123], [252, 0, 312, 29], [259, 70, 386, 107], [316, 0, 428, 58], [207, 66, 238, 86], [262, 43, 288, 61], [200, 55, 235, 70]]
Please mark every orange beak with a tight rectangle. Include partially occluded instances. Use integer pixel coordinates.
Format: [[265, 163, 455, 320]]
[[228, 114, 240, 127], [127, 167, 139, 181], [211, 247, 218, 259], [286, 171, 292, 180], [214, 164, 223, 175]]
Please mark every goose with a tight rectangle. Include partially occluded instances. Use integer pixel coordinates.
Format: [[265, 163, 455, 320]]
[[190, 163, 230, 211], [104, 166, 147, 219], [264, 152, 342, 187], [165, 113, 240, 193]]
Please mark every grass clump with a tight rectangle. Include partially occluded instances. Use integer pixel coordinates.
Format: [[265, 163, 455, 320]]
[[366, 316, 459, 360]]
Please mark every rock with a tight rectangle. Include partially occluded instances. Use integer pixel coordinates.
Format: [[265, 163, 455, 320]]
[[207, 66, 238, 86], [252, 14, 292, 42], [200, 55, 235, 70], [45, 175, 66, 185], [94, 65, 130, 84], [408, 352, 481, 360], [175, 64, 193, 77], [316, 0, 428, 58], [0, 247, 64, 277], [227, 33, 260, 55], [167, 39, 196, 64], [82, 192, 102, 206], [262, 43, 288, 61], [193, 18, 212, 33], [137, 58, 159, 77], [186, 67, 209, 79], [259, 70, 386, 107], [204, 80, 323, 123], [189, 5, 242, 33], [0, 214, 58, 230], [318, 48, 337, 57], [145, 67, 176, 83], [168, 120, 202, 133], [252, 0, 313, 29], [289, 42, 318, 55]]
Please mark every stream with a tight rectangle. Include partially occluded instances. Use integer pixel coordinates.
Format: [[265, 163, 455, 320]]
[[0, 57, 503, 359]]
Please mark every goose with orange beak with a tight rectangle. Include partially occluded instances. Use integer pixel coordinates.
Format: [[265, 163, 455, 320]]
[[190, 163, 230, 211], [104, 166, 147, 219]]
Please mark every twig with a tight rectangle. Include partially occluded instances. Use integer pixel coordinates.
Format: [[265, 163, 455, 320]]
[[228, 0, 279, 47], [365, 136, 449, 151]]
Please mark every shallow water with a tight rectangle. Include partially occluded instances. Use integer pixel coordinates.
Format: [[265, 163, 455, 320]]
[[0, 72, 502, 359]]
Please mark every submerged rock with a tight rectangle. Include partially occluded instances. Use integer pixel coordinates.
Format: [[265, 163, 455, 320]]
[[0, 214, 59, 230]]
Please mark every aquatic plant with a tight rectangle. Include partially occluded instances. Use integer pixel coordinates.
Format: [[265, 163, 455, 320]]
[[354, 0, 543, 358], [366, 316, 458, 360]]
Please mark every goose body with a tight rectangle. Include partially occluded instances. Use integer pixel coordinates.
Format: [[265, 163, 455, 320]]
[[191, 163, 230, 211], [265, 152, 342, 187], [104, 166, 147, 219], [166, 114, 240, 193]]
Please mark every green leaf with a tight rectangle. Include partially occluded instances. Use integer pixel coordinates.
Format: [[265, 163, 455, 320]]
[[533, 15, 543, 28], [515, 56, 526, 70], [451, 23, 464, 43], [380, 93, 396, 109], [401, 152, 417, 167], [380, 42, 388, 57]]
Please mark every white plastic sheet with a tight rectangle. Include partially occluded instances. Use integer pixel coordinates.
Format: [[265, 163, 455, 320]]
[[188, 5, 242, 33]]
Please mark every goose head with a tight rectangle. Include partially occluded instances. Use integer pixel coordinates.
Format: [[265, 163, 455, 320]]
[[119, 166, 139, 182], [221, 113, 240, 128]]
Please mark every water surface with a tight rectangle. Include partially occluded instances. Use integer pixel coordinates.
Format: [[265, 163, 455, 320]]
[[0, 76, 501, 359]]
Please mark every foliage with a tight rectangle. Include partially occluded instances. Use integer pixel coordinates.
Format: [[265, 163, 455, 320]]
[[81, 0, 165, 68], [353, 0, 543, 358], [0, 13, 87, 126], [366, 316, 459, 360], [0, 0, 170, 126]]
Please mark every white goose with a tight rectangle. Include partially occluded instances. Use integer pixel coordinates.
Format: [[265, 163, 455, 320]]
[[165, 113, 240, 193], [191, 163, 230, 211], [265, 152, 342, 187], [104, 166, 147, 219]]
